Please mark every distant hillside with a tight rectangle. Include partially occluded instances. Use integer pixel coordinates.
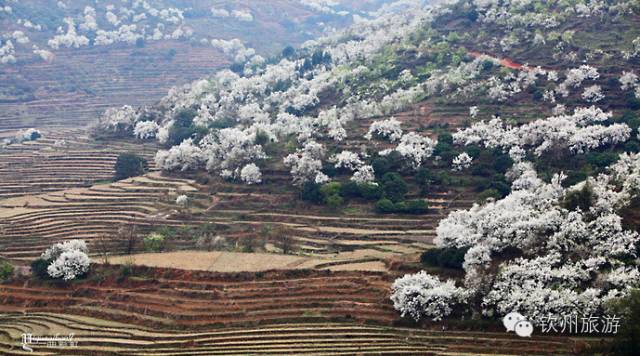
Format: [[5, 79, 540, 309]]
[[0, 0, 402, 130]]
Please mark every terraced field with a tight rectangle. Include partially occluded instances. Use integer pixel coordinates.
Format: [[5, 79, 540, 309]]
[[0, 267, 396, 327], [0, 128, 159, 198], [0, 118, 476, 270], [0, 161, 470, 267], [0, 170, 199, 262], [0, 312, 598, 355], [0, 41, 228, 131]]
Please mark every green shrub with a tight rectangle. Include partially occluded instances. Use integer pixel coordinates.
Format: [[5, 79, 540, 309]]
[[358, 183, 383, 200], [477, 188, 501, 202], [493, 154, 514, 173], [325, 194, 344, 209], [320, 182, 342, 198], [437, 132, 454, 145], [340, 181, 361, 198], [371, 151, 402, 176], [114, 153, 148, 181], [436, 143, 457, 163], [167, 108, 202, 146], [403, 199, 428, 214], [381, 172, 408, 202], [0, 260, 14, 281], [372, 157, 392, 176], [376, 198, 396, 213], [31, 258, 51, 279], [627, 92, 640, 110], [619, 111, 640, 131], [300, 182, 324, 204], [586, 151, 619, 168], [144, 233, 165, 252], [376, 199, 428, 214], [254, 130, 270, 145], [564, 170, 589, 187], [608, 289, 640, 355]]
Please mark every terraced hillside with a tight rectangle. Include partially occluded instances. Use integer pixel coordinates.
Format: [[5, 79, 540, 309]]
[[2, 0, 638, 353], [0, 312, 599, 355], [0, 104, 477, 272], [0, 267, 398, 328], [0, 41, 227, 130], [0, 171, 199, 261], [0, 128, 158, 198], [0, 162, 471, 266]]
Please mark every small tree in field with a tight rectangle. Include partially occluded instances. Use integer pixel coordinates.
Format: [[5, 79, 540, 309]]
[[114, 153, 148, 181], [144, 233, 165, 252], [118, 224, 138, 255]]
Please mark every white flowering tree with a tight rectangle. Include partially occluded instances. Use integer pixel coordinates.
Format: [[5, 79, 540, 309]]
[[40, 240, 91, 281], [240, 163, 262, 184], [383, 132, 437, 169], [175, 194, 189, 207], [452, 152, 473, 171], [454, 106, 630, 157], [284, 140, 328, 185], [365, 117, 403, 142], [202, 128, 267, 181], [424, 154, 640, 322], [155, 138, 204, 171], [134, 121, 160, 139], [96, 105, 138, 134], [391, 271, 469, 321]]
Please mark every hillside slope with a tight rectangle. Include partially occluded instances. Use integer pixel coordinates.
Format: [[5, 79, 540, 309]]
[[0, 0, 401, 131], [1, 0, 640, 352]]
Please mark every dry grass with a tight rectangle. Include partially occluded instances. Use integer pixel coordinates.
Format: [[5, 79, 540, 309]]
[[108, 250, 389, 272]]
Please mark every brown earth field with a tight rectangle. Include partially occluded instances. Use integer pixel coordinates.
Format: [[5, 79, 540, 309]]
[[0, 265, 607, 355]]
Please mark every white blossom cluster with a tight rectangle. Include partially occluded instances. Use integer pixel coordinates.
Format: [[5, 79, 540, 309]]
[[420, 153, 640, 322], [452, 152, 473, 171], [381, 132, 436, 169], [96, 105, 139, 134], [391, 271, 469, 321], [330, 150, 376, 184], [48, 18, 90, 49], [175, 194, 189, 206], [100, 1, 447, 185], [133, 121, 160, 139], [210, 38, 257, 63], [201, 128, 267, 181], [365, 117, 403, 142], [154, 138, 204, 172], [42, 240, 91, 281], [555, 65, 600, 98], [620, 71, 640, 99], [284, 140, 329, 185], [0, 39, 16, 64], [454, 106, 630, 156]]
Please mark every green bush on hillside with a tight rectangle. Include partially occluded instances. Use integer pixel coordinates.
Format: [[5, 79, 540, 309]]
[[114, 153, 148, 181], [0, 260, 14, 281]]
